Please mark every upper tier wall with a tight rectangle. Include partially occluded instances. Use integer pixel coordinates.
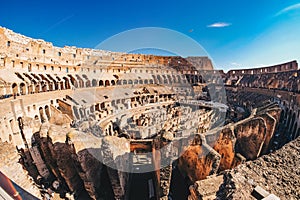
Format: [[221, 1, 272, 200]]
[[227, 60, 298, 76], [0, 27, 213, 72]]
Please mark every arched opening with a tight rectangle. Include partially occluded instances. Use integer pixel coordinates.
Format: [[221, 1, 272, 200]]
[[149, 79, 154, 84], [92, 79, 97, 87], [17, 117, 27, 146], [12, 83, 18, 95], [48, 82, 54, 91], [108, 125, 112, 136], [195, 75, 199, 83], [60, 81, 64, 90], [172, 75, 177, 83], [139, 80, 143, 84], [90, 105, 95, 113], [27, 84, 33, 94], [35, 84, 40, 93], [99, 80, 104, 86], [199, 75, 203, 83], [100, 102, 105, 110], [167, 75, 172, 84], [45, 105, 51, 120], [134, 79, 138, 85], [123, 80, 127, 85], [111, 80, 116, 85], [177, 75, 182, 83], [190, 75, 195, 84], [86, 80, 91, 87], [105, 80, 110, 86], [39, 107, 46, 123], [9, 119, 16, 135], [54, 82, 59, 90], [67, 75, 76, 87], [157, 75, 162, 84], [63, 77, 71, 89], [144, 79, 148, 84], [19, 83, 26, 95], [77, 77, 84, 88], [42, 82, 48, 92]]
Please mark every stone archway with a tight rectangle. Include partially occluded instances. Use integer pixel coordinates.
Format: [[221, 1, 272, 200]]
[[157, 75, 162, 84], [167, 75, 172, 84], [27, 84, 34, 94], [86, 80, 91, 87], [34, 115, 39, 121], [199, 75, 203, 83], [45, 105, 51, 120], [12, 83, 18, 95], [39, 107, 46, 123], [163, 78, 168, 84], [60, 81, 64, 90], [177, 75, 182, 83], [99, 80, 104, 86], [92, 79, 97, 87], [42, 82, 48, 92], [63, 77, 71, 89], [48, 82, 54, 91], [35, 83, 41, 93], [17, 117, 27, 146]]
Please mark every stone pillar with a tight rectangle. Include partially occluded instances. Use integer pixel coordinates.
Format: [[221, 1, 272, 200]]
[[152, 133, 174, 200], [101, 136, 131, 199]]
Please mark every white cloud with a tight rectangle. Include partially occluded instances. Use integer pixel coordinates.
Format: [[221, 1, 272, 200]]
[[275, 3, 300, 16], [230, 62, 241, 66], [207, 22, 231, 28]]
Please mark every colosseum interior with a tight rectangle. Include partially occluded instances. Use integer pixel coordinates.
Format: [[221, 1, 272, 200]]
[[0, 27, 299, 200]]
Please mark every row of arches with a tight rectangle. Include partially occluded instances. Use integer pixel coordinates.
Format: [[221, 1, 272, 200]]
[[9, 71, 211, 98], [0, 104, 51, 144], [11, 78, 71, 96], [38, 105, 51, 123]]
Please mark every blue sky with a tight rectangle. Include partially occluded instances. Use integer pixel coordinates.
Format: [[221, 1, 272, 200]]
[[1, 0, 300, 71]]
